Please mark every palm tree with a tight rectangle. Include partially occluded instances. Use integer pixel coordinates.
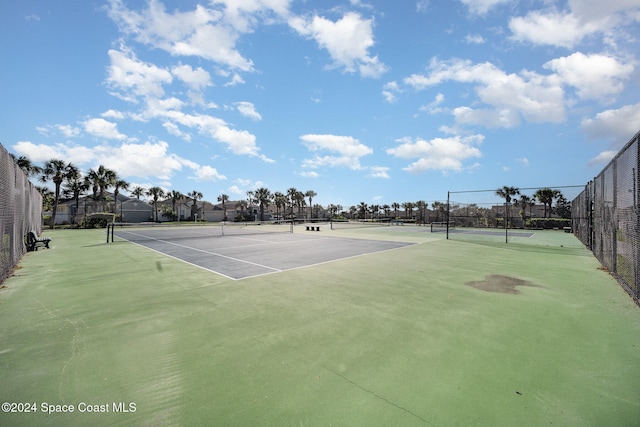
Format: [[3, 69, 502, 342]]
[[431, 201, 446, 222], [131, 186, 146, 200], [533, 188, 560, 218], [147, 187, 166, 222], [112, 178, 130, 219], [286, 187, 298, 218], [402, 202, 416, 220], [168, 190, 183, 221], [254, 187, 272, 221], [273, 192, 287, 219], [495, 186, 520, 228], [86, 165, 116, 212], [39, 159, 79, 228], [63, 174, 89, 224], [515, 194, 534, 227], [36, 186, 55, 213], [392, 202, 400, 219], [357, 202, 368, 220], [217, 194, 229, 221], [416, 200, 427, 224], [11, 154, 42, 177], [187, 190, 203, 221], [294, 190, 306, 219], [305, 190, 317, 220]]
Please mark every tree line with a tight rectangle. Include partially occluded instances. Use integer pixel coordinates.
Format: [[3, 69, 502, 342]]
[[11, 155, 572, 229]]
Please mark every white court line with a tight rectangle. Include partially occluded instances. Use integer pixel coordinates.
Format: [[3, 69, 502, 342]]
[[113, 235, 281, 280]]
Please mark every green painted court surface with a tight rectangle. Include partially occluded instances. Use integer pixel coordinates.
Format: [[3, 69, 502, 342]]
[[1, 227, 639, 426]]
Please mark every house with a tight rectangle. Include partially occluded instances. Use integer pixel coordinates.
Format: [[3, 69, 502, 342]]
[[53, 193, 153, 225]]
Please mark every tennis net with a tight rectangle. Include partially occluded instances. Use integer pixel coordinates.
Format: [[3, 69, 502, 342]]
[[330, 219, 391, 230], [430, 222, 455, 232], [107, 221, 293, 243]]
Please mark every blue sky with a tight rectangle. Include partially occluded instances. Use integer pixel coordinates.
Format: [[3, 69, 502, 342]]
[[2, 0, 639, 207]]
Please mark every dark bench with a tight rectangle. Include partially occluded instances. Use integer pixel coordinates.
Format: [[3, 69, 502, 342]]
[[25, 230, 51, 251], [305, 226, 321, 231]]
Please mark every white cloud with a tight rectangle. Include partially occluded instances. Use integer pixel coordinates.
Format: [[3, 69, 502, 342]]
[[382, 81, 400, 103], [93, 140, 184, 179], [101, 109, 126, 120], [367, 166, 390, 178], [459, 0, 511, 16], [543, 52, 634, 101], [192, 165, 226, 181], [419, 93, 445, 114], [235, 101, 262, 120], [83, 118, 128, 140], [172, 63, 212, 102], [300, 134, 373, 170], [106, 47, 173, 101], [135, 97, 272, 162], [464, 34, 485, 44], [11, 141, 96, 164], [289, 12, 387, 78], [36, 124, 82, 138], [386, 134, 483, 173], [509, 12, 596, 48], [588, 150, 617, 167], [172, 63, 211, 90], [581, 103, 640, 146], [404, 58, 566, 127], [106, 0, 254, 71], [509, 1, 640, 48], [227, 185, 244, 195]]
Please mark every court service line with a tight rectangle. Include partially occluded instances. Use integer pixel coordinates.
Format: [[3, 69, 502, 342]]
[[121, 240, 238, 281], [152, 238, 282, 273]]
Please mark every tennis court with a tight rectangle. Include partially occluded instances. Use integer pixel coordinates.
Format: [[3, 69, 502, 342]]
[[110, 223, 414, 280], [1, 226, 639, 426]]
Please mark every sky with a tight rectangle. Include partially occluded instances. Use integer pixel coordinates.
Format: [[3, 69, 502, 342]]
[[2, 0, 640, 208]]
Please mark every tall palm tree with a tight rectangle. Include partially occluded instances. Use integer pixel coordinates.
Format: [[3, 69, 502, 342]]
[[533, 188, 559, 218], [515, 194, 534, 226], [305, 190, 317, 220], [147, 187, 166, 222], [167, 190, 183, 221], [254, 187, 272, 221], [496, 186, 520, 228], [63, 174, 89, 224], [358, 202, 368, 219], [39, 159, 79, 228], [273, 192, 287, 219], [392, 202, 400, 219], [36, 186, 55, 212], [86, 165, 117, 212], [217, 193, 229, 221], [431, 201, 444, 222], [293, 190, 306, 219], [112, 178, 130, 219], [286, 187, 298, 218], [11, 154, 42, 177], [187, 190, 203, 221], [402, 202, 415, 220], [131, 186, 146, 200]]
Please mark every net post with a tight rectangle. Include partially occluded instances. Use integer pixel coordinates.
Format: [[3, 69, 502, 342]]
[[446, 191, 450, 240]]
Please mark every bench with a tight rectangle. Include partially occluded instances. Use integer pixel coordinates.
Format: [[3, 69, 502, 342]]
[[305, 226, 321, 231], [25, 230, 51, 251], [563, 226, 572, 233]]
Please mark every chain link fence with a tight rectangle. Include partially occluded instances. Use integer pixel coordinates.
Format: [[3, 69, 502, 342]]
[[572, 131, 640, 302], [0, 143, 43, 283]]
